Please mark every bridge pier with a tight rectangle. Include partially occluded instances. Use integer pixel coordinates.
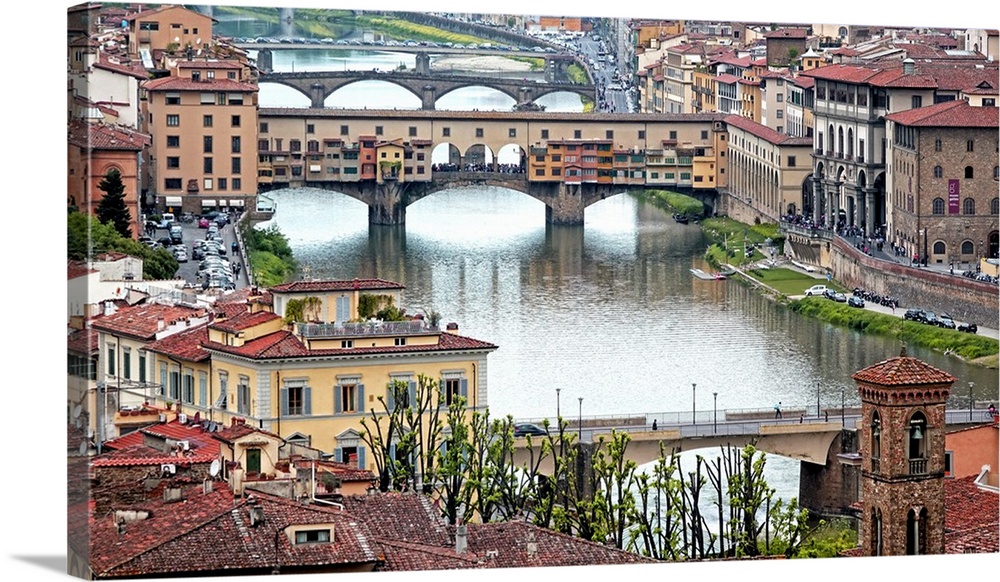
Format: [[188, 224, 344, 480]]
[[414, 53, 431, 75], [310, 83, 326, 108], [421, 85, 436, 111], [544, 182, 586, 226], [257, 49, 273, 74], [368, 181, 408, 225], [798, 428, 861, 517]]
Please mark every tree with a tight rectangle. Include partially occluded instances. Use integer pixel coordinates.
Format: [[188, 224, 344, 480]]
[[67, 211, 178, 280], [96, 169, 132, 239]]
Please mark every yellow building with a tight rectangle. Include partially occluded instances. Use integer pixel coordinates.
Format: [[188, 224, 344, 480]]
[[137, 279, 497, 474], [126, 5, 215, 58]]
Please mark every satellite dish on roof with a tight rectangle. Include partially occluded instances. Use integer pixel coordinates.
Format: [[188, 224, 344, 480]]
[[73, 404, 83, 419], [78, 441, 88, 455], [210, 459, 221, 477]]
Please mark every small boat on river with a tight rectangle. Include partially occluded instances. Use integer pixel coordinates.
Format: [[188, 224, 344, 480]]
[[690, 268, 727, 280]]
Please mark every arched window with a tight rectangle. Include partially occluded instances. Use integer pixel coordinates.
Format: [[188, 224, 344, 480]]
[[934, 138, 942, 152], [847, 128, 854, 157], [871, 507, 884, 556], [994, 166, 999, 180], [963, 197, 976, 215], [933, 165, 943, 178], [962, 240, 975, 254], [870, 412, 882, 471], [933, 241, 946, 254], [992, 197, 999, 215], [932, 197, 945, 214], [837, 127, 844, 156], [906, 508, 928, 555], [965, 166, 974, 179], [908, 412, 927, 474]]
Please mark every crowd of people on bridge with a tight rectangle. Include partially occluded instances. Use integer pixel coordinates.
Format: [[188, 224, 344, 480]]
[[432, 162, 525, 173]]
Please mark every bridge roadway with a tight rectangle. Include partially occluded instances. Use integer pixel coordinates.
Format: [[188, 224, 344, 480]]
[[257, 68, 593, 110], [510, 405, 995, 471], [238, 42, 575, 59]]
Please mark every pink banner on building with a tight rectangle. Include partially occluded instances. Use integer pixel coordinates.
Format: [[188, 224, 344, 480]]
[[948, 179, 960, 214]]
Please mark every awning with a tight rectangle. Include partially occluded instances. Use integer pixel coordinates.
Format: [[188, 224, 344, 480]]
[[201, 199, 216, 207], [165, 196, 182, 206], [218, 199, 228, 207], [229, 199, 244, 207]]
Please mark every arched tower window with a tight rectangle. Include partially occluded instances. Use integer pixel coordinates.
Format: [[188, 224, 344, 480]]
[[933, 165, 943, 178], [906, 507, 928, 555], [932, 198, 945, 214], [963, 197, 976, 215], [870, 411, 882, 473], [962, 240, 975, 254], [908, 411, 927, 474], [871, 507, 884, 556]]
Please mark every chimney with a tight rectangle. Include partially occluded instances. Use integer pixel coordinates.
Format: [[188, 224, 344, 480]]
[[902, 58, 915, 75], [446, 322, 459, 334], [157, 317, 166, 331], [455, 524, 468, 554]]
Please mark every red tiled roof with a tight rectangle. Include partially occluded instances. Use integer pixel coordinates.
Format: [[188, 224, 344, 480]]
[[68, 327, 98, 356], [341, 492, 453, 547], [886, 99, 999, 128], [91, 303, 208, 340], [212, 422, 284, 445], [209, 310, 281, 333], [89, 487, 378, 577], [202, 329, 497, 360], [93, 51, 149, 79], [176, 60, 243, 69], [99, 419, 222, 465], [144, 324, 211, 362], [944, 475, 999, 554], [723, 115, 812, 146], [142, 76, 257, 92], [90, 442, 217, 467], [68, 260, 95, 280], [851, 356, 957, 387], [270, 278, 405, 293], [68, 120, 150, 151], [715, 73, 741, 84]]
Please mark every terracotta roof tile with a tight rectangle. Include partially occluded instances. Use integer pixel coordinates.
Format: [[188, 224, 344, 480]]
[[144, 324, 211, 362], [212, 422, 284, 445], [270, 278, 405, 293], [209, 310, 281, 333], [176, 60, 244, 69], [68, 120, 151, 151], [724, 115, 813, 146], [93, 51, 149, 79], [68, 327, 99, 355], [764, 28, 809, 39], [715, 73, 741, 84], [886, 99, 999, 128], [142, 76, 257, 92], [203, 329, 497, 360], [89, 487, 378, 577], [340, 492, 452, 547], [68, 260, 95, 280], [944, 476, 999, 554], [91, 303, 209, 340], [851, 356, 957, 387]]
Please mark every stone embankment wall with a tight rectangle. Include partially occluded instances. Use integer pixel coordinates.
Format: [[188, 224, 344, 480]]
[[828, 237, 998, 324]]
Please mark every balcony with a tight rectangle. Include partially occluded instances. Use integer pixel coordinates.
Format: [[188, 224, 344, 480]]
[[909, 458, 928, 475], [297, 320, 439, 339]]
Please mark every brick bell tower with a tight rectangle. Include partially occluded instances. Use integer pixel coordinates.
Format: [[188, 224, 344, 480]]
[[852, 349, 955, 556]]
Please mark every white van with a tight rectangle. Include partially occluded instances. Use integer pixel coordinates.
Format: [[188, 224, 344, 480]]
[[160, 212, 176, 229]]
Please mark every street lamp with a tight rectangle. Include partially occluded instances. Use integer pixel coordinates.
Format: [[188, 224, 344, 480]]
[[692, 383, 697, 425], [556, 388, 561, 421], [816, 382, 821, 419], [841, 385, 846, 427], [578, 397, 583, 442], [969, 381, 975, 421], [713, 392, 718, 434]]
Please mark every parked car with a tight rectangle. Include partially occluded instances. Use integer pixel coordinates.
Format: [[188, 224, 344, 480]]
[[832, 292, 848, 303], [957, 322, 978, 334], [937, 313, 956, 329], [805, 284, 828, 296], [198, 217, 211, 228], [173, 249, 189, 263], [922, 311, 941, 327], [513, 423, 548, 437], [159, 213, 176, 229], [823, 288, 837, 300], [847, 296, 865, 308], [903, 308, 926, 322], [169, 225, 183, 244]]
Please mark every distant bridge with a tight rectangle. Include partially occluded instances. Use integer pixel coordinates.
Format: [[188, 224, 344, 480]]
[[257, 68, 594, 110], [509, 405, 996, 515]]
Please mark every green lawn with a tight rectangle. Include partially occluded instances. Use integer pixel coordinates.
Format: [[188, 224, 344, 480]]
[[743, 267, 846, 296]]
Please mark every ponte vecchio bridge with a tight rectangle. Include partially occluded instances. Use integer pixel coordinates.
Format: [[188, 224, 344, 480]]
[[256, 108, 726, 226]]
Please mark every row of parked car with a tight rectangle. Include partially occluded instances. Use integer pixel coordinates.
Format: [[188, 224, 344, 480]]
[[903, 309, 978, 333]]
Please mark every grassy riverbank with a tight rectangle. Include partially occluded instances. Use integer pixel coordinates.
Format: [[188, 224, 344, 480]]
[[789, 297, 998, 363], [241, 222, 297, 288], [702, 217, 783, 269]]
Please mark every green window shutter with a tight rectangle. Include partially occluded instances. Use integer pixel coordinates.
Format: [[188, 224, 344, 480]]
[[280, 388, 289, 416], [387, 384, 395, 409], [357, 447, 366, 469], [357, 384, 365, 412], [408, 381, 416, 408], [304, 387, 312, 415], [460, 379, 468, 399], [334, 448, 343, 463], [334, 384, 342, 413]]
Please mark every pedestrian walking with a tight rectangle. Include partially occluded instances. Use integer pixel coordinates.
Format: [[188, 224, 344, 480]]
[[824, 410, 829, 422], [652, 419, 658, 431], [774, 402, 782, 419], [799, 414, 804, 423]]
